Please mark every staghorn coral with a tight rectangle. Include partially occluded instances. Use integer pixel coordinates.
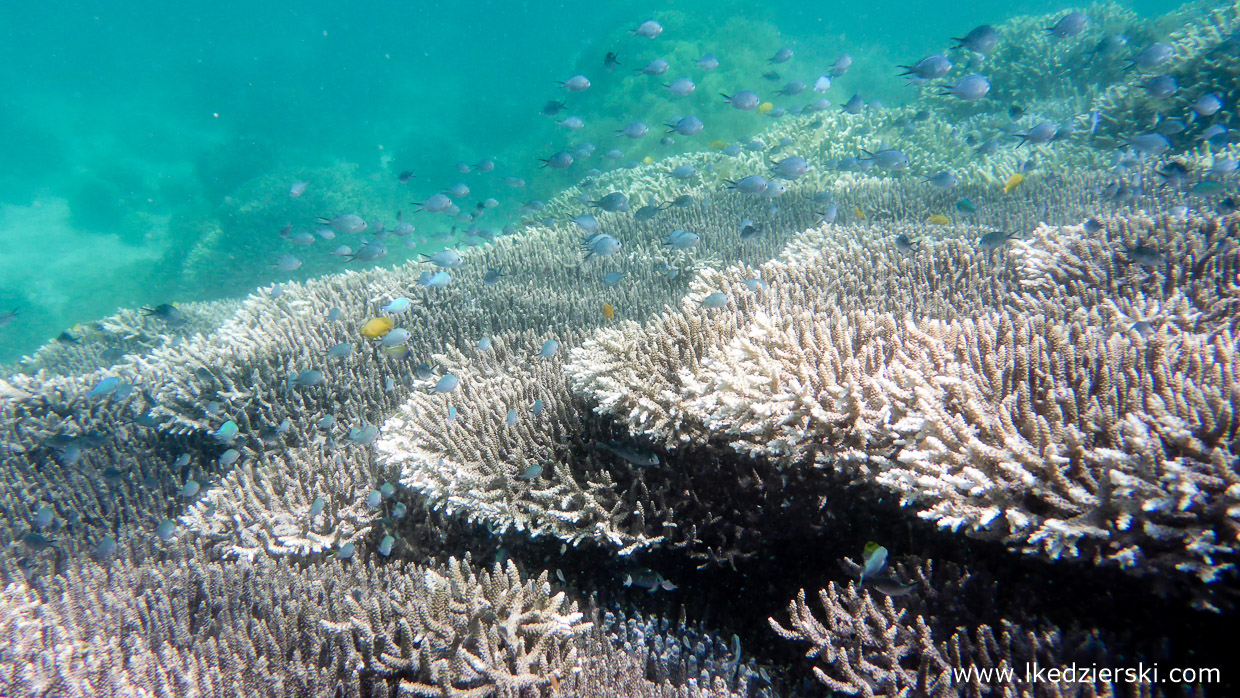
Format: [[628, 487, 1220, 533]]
[[594, 606, 771, 696], [1091, 2, 1240, 145], [569, 211, 1240, 595], [377, 329, 665, 555], [181, 446, 390, 559], [4, 297, 242, 378], [769, 557, 1169, 698], [0, 537, 746, 698], [320, 555, 592, 697]]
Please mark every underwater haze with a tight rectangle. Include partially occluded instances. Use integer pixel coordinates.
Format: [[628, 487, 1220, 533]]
[[0, 0, 1180, 362], [3, 0, 1240, 696]]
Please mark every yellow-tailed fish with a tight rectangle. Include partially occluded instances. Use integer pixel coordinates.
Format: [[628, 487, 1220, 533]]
[[708, 139, 727, 150], [757, 102, 774, 114], [603, 303, 615, 319], [360, 317, 394, 339], [642, 155, 654, 165], [1003, 173, 1025, 194], [926, 214, 951, 225], [854, 207, 866, 219]]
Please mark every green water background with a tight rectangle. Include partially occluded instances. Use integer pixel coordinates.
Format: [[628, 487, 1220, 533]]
[[0, 0, 1186, 362]]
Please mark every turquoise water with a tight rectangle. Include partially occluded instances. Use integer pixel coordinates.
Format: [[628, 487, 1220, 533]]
[[3, 1, 1239, 694], [0, 0, 1181, 362]]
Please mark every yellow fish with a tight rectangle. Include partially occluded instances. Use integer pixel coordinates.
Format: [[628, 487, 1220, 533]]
[[360, 317, 394, 339], [757, 102, 773, 114], [383, 345, 409, 359], [642, 155, 654, 165], [603, 303, 615, 319], [708, 139, 727, 150], [926, 214, 951, 225], [854, 207, 866, 219], [1003, 173, 1025, 194]]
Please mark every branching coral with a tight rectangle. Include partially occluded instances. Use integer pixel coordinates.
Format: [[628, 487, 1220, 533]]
[[569, 211, 1240, 595], [769, 558, 1162, 698], [0, 537, 747, 698], [377, 330, 664, 554]]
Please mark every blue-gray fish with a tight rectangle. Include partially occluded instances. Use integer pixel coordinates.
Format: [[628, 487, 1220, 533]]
[[617, 121, 648, 139], [666, 115, 704, 136], [540, 151, 574, 169], [559, 74, 591, 91], [941, 74, 990, 101], [1142, 74, 1178, 99], [770, 156, 808, 180], [829, 53, 852, 76], [1122, 132, 1171, 156], [637, 58, 669, 76], [1126, 244, 1164, 267], [777, 79, 805, 96], [634, 204, 665, 221], [416, 193, 452, 213], [581, 233, 622, 260], [726, 174, 767, 195], [1046, 11, 1087, 38], [572, 213, 599, 232], [632, 19, 662, 38], [347, 240, 387, 263], [739, 219, 762, 239], [516, 464, 543, 480], [382, 297, 412, 314], [273, 253, 302, 271], [291, 369, 324, 387], [721, 90, 760, 110], [538, 339, 559, 359], [669, 164, 698, 179], [433, 374, 460, 393], [665, 77, 695, 97], [603, 441, 660, 466], [979, 231, 1018, 250], [591, 192, 630, 212], [864, 149, 909, 170], [1192, 93, 1224, 118], [379, 328, 411, 348], [664, 229, 699, 249], [1017, 121, 1058, 147], [899, 54, 952, 80], [317, 214, 367, 234], [348, 424, 380, 445], [421, 249, 462, 268], [926, 171, 959, 189], [952, 25, 999, 54], [88, 376, 123, 399], [421, 271, 452, 289], [483, 268, 504, 285], [1088, 34, 1128, 60], [1130, 42, 1173, 72], [700, 292, 728, 308]]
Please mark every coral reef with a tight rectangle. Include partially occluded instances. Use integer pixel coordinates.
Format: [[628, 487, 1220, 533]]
[[3, 2, 1239, 691], [377, 329, 665, 554], [0, 538, 743, 697], [1091, 2, 1240, 145], [568, 211, 1240, 598], [3, 298, 241, 378], [769, 557, 1170, 698]]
